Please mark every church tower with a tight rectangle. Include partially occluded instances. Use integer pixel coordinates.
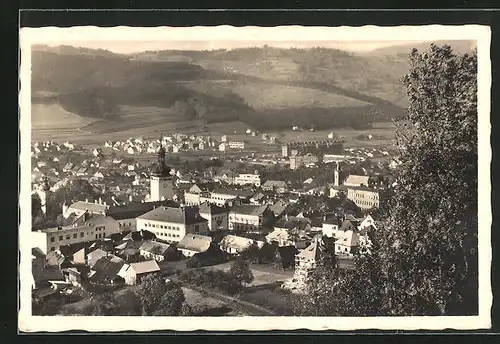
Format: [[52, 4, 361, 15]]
[[150, 136, 174, 202], [38, 175, 51, 216], [334, 162, 341, 187]]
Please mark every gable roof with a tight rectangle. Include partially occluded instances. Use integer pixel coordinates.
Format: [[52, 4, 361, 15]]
[[211, 187, 254, 198], [230, 204, 269, 216], [339, 220, 357, 232], [68, 201, 108, 214], [177, 234, 212, 253], [269, 201, 289, 217], [262, 180, 287, 188], [297, 239, 321, 261], [107, 200, 179, 220], [137, 206, 207, 225], [139, 241, 172, 255], [130, 260, 161, 275], [344, 175, 370, 187], [335, 230, 360, 248], [266, 228, 292, 242], [90, 256, 125, 280], [87, 248, 108, 267], [219, 235, 263, 251], [199, 202, 229, 215]]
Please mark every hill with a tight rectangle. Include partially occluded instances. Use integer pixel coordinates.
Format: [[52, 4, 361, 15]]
[[31, 42, 471, 136]]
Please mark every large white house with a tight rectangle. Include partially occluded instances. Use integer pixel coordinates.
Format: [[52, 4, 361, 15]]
[[136, 206, 209, 244], [233, 173, 261, 187], [31, 213, 120, 254]]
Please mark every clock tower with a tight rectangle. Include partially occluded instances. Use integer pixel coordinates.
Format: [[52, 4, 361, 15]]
[[150, 137, 174, 202]]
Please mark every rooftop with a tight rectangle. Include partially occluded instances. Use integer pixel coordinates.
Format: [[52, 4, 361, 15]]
[[130, 260, 161, 275], [139, 241, 172, 255], [177, 234, 212, 253], [67, 201, 108, 213], [137, 206, 207, 225], [199, 202, 229, 215], [107, 200, 179, 220], [230, 204, 269, 216]]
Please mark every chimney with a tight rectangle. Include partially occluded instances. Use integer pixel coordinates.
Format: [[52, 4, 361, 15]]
[[99, 197, 102, 205], [85, 198, 89, 203], [129, 195, 133, 203]]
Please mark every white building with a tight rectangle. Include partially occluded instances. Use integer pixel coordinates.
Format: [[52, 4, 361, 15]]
[[199, 202, 229, 231], [64, 200, 109, 219], [228, 204, 273, 232], [31, 214, 120, 254], [176, 234, 213, 257], [136, 206, 209, 244], [228, 141, 245, 150], [234, 173, 261, 187]]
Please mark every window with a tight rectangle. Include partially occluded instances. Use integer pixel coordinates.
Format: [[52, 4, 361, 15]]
[[73, 233, 77, 239], [80, 232, 84, 238], [59, 236, 63, 241], [66, 235, 70, 240], [50, 237, 55, 243], [129, 222, 131, 226], [95, 234, 98, 239], [50, 247, 55, 252]]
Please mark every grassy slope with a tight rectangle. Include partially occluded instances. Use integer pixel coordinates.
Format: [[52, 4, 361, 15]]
[[36, 44, 467, 135]]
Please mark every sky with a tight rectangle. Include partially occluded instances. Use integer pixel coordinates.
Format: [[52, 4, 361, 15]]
[[44, 40, 432, 54]]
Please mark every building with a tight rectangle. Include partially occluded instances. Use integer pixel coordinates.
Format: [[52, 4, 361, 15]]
[[118, 260, 161, 285], [346, 187, 380, 210], [139, 241, 177, 262], [282, 139, 343, 158], [234, 173, 261, 187], [150, 142, 175, 202], [136, 206, 209, 244], [334, 221, 360, 255], [219, 235, 264, 255], [176, 234, 213, 257], [199, 202, 229, 231], [265, 228, 294, 247], [228, 141, 245, 150], [106, 200, 180, 233], [31, 214, 121, 254], [289, 154, 319, 170], [64, 200, 109, 219], [185, 187, 254, 207], [274, 215, 312, 233], [343, 175, 370, 188], [287, 238, 323, 293], [36, 176, 51, 216], [228, 204, 274, 232], [322, 218, 339, 238], [261, 180, 288, 193]]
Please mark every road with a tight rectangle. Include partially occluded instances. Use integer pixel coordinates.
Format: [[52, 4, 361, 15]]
[[169, 276, 277, 316]]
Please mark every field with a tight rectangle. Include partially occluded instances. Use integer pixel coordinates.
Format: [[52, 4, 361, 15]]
[[185, 81, 370, 110], [31, 103, 97, 131]]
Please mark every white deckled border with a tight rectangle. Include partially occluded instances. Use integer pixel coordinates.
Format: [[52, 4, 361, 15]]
[[18, 25, 492, 332]]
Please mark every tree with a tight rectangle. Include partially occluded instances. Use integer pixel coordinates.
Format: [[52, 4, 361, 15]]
[[134, 274, 186, 316], [240, 242, 261, 263], [377, 44, 478, 316], [294, 44, 478, 316], [228, 258, 254, 286]]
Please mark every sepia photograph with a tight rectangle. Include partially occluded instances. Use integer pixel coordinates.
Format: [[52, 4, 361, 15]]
[[18, 25, 491, 332]]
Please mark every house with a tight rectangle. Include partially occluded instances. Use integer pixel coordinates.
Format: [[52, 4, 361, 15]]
[[118, 260, 161, 285], [139, 241, 177, 262], [87, 248, 109, 268], [89, 255, 126, 285], [213, 170, 238, 184], [265, 228, 293, 247], [262, 180, 288, 193], [334, 228, 360, 255], [274, 215, 312, 233], [64, 200, 109, 219], [199, 202, 229, 231], [219, 235, 264, 255], [269, 200, 289, 218], [234, 173, 261, 187], [31, 248, 65, 292], [228, 141, 245, 150], [62, 162, 74, 173], [346, 186, 380, 210], [176, 234, 213, 257], [249, 192, 265, 205], [358, 214, 378, 231], [228, 204, 274, 232], [343, 175, 370, 188], [136, 206, 209, 244], [322, 217, 339, 238], [31, 214, 121, 254], [107, 200, 179, 233]]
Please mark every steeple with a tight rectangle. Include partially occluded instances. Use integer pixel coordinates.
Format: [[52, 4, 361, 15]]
[[152, 134, 171, 177], [41, 175, 51, 192], [334, 162, 340, 187]]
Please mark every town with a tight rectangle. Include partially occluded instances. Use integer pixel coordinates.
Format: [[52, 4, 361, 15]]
[[30, 130, 398, 316]]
